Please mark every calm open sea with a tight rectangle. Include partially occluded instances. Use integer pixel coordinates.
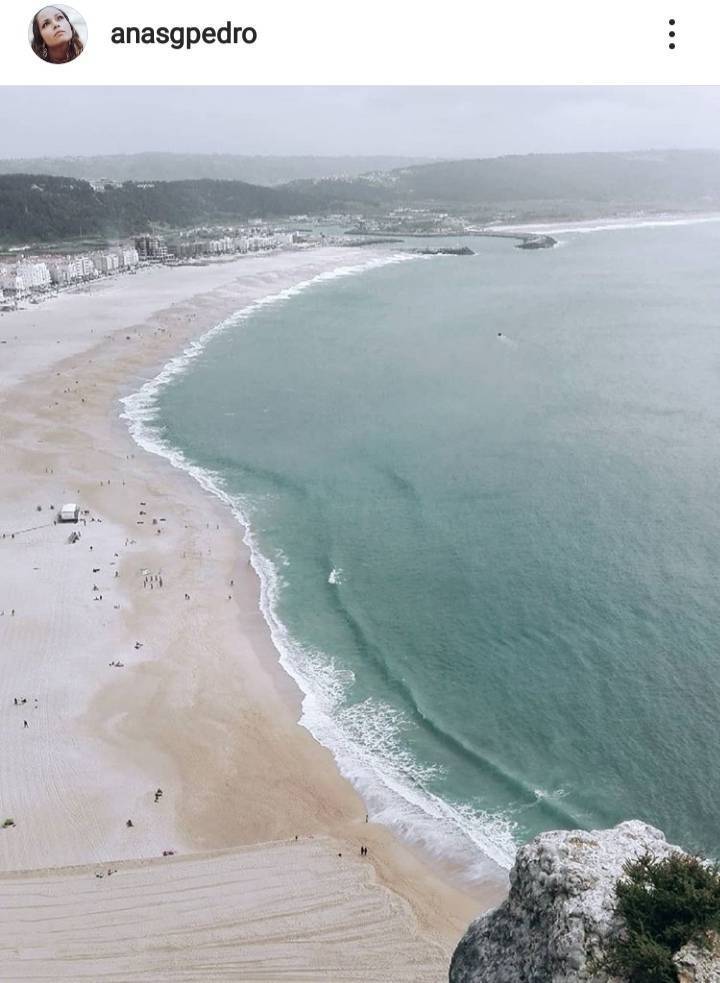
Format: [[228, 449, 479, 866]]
[[123, 220, 720, 881]]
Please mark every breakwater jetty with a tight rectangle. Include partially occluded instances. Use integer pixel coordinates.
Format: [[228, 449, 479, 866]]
[[344, 230, 556, 250], [413, 246, 474, 256], [471, 230, 557, 250]]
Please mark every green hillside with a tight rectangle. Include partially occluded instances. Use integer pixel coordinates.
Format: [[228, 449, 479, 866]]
[[289, 150, 720, 220], [0, 174, 327, 244]]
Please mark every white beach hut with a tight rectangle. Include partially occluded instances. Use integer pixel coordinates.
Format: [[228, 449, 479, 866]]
[[59, 503, 79, 523]]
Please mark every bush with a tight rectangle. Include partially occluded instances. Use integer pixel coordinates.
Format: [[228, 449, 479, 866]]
[[599, 851, 720, 982]]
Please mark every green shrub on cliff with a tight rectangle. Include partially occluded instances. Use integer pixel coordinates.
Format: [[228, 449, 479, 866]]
[[599, 851, 720, 982]]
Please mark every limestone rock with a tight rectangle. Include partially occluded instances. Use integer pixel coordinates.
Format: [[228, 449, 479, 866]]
[[674, 933, 720, 983], [449, 820, 685, 983]]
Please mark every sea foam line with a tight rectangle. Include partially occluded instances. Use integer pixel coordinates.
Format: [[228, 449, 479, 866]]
[[495, 213, 720, 237], [120, 251, 517, 879]]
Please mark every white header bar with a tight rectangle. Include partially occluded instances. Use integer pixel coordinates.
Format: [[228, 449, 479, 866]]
[[2, 0, 717, 86]]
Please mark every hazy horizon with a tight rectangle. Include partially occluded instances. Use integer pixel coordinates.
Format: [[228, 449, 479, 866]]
[[0, 147, 716, 162], [2, 87, 720, 159]]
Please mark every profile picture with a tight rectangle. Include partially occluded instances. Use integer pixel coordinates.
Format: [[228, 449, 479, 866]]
[[29, 6, 86, 64]]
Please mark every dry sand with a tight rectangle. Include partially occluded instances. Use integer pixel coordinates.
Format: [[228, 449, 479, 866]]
[[0, 842, 451, 981], [0, 247, 506, 980]]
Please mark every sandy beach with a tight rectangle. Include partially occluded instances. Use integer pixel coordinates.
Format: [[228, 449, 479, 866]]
[[0, 246, 505, 980]]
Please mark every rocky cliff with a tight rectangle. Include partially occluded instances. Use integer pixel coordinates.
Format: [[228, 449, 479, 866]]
[[675, 934, 720, 983], [449, 820, 720, 983]]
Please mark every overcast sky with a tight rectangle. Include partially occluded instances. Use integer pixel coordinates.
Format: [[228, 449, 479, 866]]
[[3, 87, 720, 158]]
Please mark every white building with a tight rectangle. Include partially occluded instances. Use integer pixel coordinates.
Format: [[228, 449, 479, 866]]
[[120, 248, 139, 268], [48, 262, 70, 285], [51, 248, 137, 284], [17, 261, 51, 290], [206, 237, 235, 255], [50, 258, 83, 283], [78, 256, 96, 279], [0, 272, 28, 298], [95, 253, 120, 275]]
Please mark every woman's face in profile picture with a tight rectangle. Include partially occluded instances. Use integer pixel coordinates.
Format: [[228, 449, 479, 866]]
[[32, 6, 85, 63], [37, 8, 72, 48]]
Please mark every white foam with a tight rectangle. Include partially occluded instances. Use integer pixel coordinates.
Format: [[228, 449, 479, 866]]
[[120, 252, 420, 452], [328, 568, 343, 585], [495, 213, 720, 237], [120, 251, 517, 882]]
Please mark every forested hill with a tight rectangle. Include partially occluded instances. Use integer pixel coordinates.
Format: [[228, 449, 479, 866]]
[[0, 154, 435, 186], [288, 150, 720, 220], [4, 150, 720, 244], [0, 175, 328, 243]]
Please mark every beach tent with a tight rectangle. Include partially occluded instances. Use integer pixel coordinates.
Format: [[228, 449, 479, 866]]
[[59, 503, 79, 523]]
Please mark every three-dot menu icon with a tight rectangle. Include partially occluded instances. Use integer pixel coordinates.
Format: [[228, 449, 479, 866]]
[[668, 19, 676, 50]]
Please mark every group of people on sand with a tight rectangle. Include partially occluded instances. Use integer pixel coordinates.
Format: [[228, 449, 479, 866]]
[[95, 868, 117, 879], [13, 696, 38, 727]]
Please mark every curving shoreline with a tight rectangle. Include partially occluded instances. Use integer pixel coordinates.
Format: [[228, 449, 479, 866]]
[[0, 246, 505, 977]]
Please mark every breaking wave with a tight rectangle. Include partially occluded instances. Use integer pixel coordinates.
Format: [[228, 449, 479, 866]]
[[120, 252, 516, 883]]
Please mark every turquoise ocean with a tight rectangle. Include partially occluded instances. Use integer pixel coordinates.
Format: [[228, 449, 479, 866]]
[[122, 219, 720, 882]]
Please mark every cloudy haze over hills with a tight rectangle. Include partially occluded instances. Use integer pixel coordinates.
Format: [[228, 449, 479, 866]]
[[2, 87, 720, 159], [0, 154, 437, 186], [2, 149, 720, 244], [2, 87, 720, 244]]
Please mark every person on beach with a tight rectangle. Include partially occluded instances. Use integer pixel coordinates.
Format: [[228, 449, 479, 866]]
[[31, 7, 84, 63]]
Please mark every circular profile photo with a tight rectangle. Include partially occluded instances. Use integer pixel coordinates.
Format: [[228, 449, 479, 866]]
[[29, 6, 87, 64]]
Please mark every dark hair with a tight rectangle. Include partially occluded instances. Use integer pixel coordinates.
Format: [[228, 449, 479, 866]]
[[31, 7, 84, 62]]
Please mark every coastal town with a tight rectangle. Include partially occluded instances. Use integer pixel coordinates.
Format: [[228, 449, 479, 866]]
[[0, 226, 308, 308], [0, 214, 559, 309]]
